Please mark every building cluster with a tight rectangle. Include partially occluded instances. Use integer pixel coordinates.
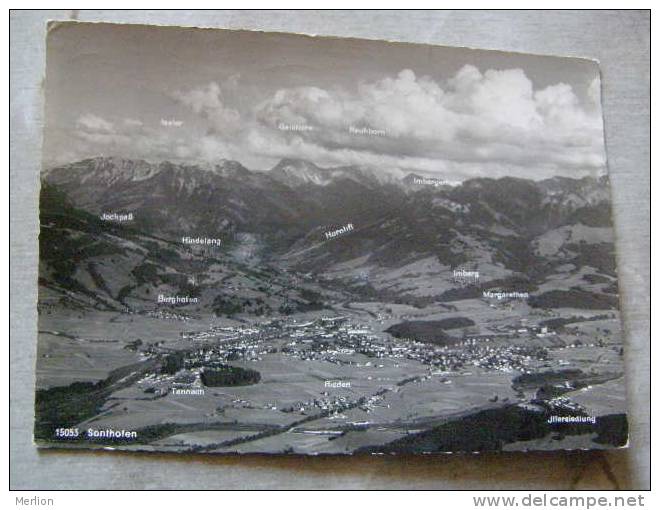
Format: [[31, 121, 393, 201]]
[[172, 314, 559, 378], [145, 309, 192, 322], [279, 390, 388, 417], [132, 308, 615, 414], [386, 336, 549, 374]]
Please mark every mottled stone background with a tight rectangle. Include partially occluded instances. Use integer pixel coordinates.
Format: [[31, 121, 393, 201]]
[[10, 10, 650, 489]]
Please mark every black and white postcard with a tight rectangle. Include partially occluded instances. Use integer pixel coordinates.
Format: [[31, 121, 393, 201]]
[[35, 21, 628, 454]]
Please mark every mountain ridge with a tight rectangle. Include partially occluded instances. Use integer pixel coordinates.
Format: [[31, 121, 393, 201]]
[[41, 156, 614, 283]]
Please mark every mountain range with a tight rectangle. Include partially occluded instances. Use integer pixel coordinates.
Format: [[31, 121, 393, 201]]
[[39, 156, 619, 314]]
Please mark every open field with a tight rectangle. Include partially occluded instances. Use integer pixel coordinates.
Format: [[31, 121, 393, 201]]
[[35, 293, 628, 453]]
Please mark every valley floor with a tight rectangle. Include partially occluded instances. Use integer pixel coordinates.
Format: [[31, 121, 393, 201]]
[[34, 295, 628, 454]]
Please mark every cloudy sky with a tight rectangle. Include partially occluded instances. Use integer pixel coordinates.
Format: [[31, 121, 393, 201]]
[[43, 22, 607, 180]]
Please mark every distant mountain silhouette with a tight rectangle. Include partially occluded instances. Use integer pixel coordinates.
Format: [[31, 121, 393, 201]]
[[41, 157, 617, 311]]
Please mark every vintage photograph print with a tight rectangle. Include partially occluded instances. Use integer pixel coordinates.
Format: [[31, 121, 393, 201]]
[[36, 22, 628, 454]]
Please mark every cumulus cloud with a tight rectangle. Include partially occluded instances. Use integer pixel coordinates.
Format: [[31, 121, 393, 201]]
[[77, 113, 115, 133], [65, 65, 606, 180], [173, 82, 240, 135], [252, 66, 605, 174], [123, 118, 143, 127], [72, 113, 199, 163]]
